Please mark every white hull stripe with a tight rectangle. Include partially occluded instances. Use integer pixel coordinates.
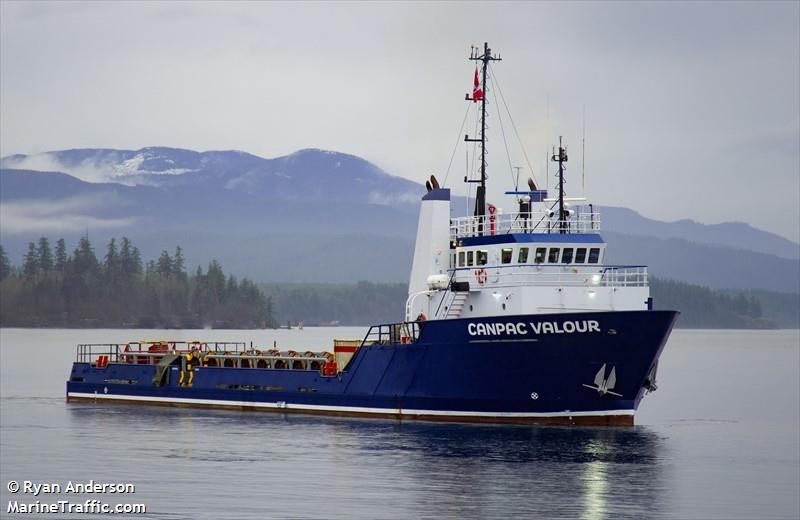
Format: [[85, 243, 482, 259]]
[[67, 392, 634, 418]]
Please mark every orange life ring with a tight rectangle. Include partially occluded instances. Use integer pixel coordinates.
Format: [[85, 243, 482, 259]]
[[475, 268, 488, 285]]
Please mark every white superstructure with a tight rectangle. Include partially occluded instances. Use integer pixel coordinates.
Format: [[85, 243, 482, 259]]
[[405, 189, 650, 322]]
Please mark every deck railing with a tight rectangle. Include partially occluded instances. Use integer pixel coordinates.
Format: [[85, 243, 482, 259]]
[[76, 341, 248, 364], [450, 211, 600, 239], [361, 321, 422, 346], [75, 341, 337, 371], [452, 265, 648, 288]]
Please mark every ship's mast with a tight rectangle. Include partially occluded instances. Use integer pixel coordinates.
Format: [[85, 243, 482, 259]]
[[551, 136, 568, 234], [465, 42, 501, 235]]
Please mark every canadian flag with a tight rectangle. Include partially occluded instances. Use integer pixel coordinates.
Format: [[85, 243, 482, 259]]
[[472, 67, 484, 102]]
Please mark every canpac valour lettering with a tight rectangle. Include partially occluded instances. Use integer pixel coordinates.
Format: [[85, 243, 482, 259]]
[[467, 320, 601, 336]]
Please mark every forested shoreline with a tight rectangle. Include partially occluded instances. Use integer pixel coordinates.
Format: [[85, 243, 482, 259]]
[[263, 278, 790, 329], [1, 237, 796, 329], [0, 237, 274, 328]]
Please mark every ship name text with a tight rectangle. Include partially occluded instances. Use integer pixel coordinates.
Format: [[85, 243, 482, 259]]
[[467, 320, 601, 336]]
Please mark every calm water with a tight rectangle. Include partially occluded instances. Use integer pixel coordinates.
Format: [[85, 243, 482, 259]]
[[1, 328, 798, 519]]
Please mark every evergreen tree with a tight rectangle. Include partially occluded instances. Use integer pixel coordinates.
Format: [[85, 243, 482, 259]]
[[72, 236, 100, 276], [157, 251, 173, 278], [119, 237, 142, 279], [23, 242, 38, 278], [206, 260, 225, 304], [104, 238, 120, 282], [0, 244, 10, 281], [55, 239, 68, 272], [226, 275, 238, 299], [36, 237, 54, 272], [172, 246, 186, 275]]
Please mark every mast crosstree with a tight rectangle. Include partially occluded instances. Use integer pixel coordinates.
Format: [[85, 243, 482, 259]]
[[464, 42, 501, 236]]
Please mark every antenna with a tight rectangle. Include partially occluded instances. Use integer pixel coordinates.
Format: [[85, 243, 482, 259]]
[[582, 104, 586, 194], [464, 42, 501, 236], [513, 166, 522, 191], [545, 149, 549, 194], [551, 136, 569, 234]]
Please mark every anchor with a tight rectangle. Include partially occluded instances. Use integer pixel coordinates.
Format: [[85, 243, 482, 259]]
[[582, 363, 622, 397]]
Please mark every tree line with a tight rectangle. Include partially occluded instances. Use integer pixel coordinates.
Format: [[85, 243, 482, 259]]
[[264, 278, 780, 328], [0, 237, 275, 328], [650, 278, 775, 329], [0, 238, 786, 329]]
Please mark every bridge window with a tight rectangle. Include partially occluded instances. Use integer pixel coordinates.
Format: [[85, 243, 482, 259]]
[[467, 251, 474, 266], [534, 248, 546, 264], [575, 248, 587, 263], [501, 248, 513, 264], [458, 251, 465, 267], [518, 247, 529, 263], [477, 250, 488, 266], [548, 248, 561, 263], [588, 248, 600, 263], [562, 248, 574, 264]]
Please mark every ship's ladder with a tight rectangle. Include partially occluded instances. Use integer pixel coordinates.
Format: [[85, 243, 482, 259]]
[[445, 292, 468, 319]]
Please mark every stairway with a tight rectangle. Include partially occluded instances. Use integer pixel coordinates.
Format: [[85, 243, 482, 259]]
[[445, 292, 469, 319]]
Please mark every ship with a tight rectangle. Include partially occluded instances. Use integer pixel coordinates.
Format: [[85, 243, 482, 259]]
[[66, 43, 678, 426]]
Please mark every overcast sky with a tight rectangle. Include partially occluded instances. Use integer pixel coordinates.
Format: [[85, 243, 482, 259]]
[[2, 1, 798, 242]]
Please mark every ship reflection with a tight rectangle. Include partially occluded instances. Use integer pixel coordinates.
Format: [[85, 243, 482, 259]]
[[340, 421, 667, 520], [67, 406, 666, 519]]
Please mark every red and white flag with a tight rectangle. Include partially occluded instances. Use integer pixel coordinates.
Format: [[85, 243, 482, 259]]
[[472, 67, 484, 102]]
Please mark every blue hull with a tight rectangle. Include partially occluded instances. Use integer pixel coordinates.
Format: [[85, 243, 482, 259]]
[[66, 310, 678, 425]]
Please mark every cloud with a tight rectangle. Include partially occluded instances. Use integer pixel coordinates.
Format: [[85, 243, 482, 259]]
[[0, 194, 137, 234], [0, 153, 121, 184], [367, 190, 420, 206]]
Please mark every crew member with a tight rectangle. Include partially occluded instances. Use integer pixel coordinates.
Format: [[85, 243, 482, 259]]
[[180, 349, 201, 387]]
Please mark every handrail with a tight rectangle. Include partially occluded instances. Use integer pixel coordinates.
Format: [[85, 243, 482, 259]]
[[433, 270, 458, 318], [449, 264, 648, 288], [361, 321, 422, 347], [451, 210, 601, 239], [76, 341, 249, 364]]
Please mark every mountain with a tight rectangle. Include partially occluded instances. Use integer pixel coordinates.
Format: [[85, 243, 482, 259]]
[[603, 232, 799, 293], [2, 147, 798, 292], [0, 147, 424, 206], [600, 206, 799, 260]]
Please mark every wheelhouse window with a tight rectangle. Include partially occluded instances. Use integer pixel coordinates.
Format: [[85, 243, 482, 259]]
[[562, 248, 574, 264], [458, 251, 465, 267], [467, 251, 474, 266], [501, 248, 513, 264], [575, 248, 587, 263], [477, 250, 488, 266], [588, 248, 600, 264], [548, 248, 561, 263], [518, 247, 529, 263], [534, 248, 546, 264]]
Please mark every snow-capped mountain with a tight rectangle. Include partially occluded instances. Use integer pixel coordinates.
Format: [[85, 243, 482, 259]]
[[0, 147, 424, 205], [1, 146, 798, 289]]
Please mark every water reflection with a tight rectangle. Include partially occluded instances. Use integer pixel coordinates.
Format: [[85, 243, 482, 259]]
[[62, 404, 667, 519], [336, 420, 668, 519]]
